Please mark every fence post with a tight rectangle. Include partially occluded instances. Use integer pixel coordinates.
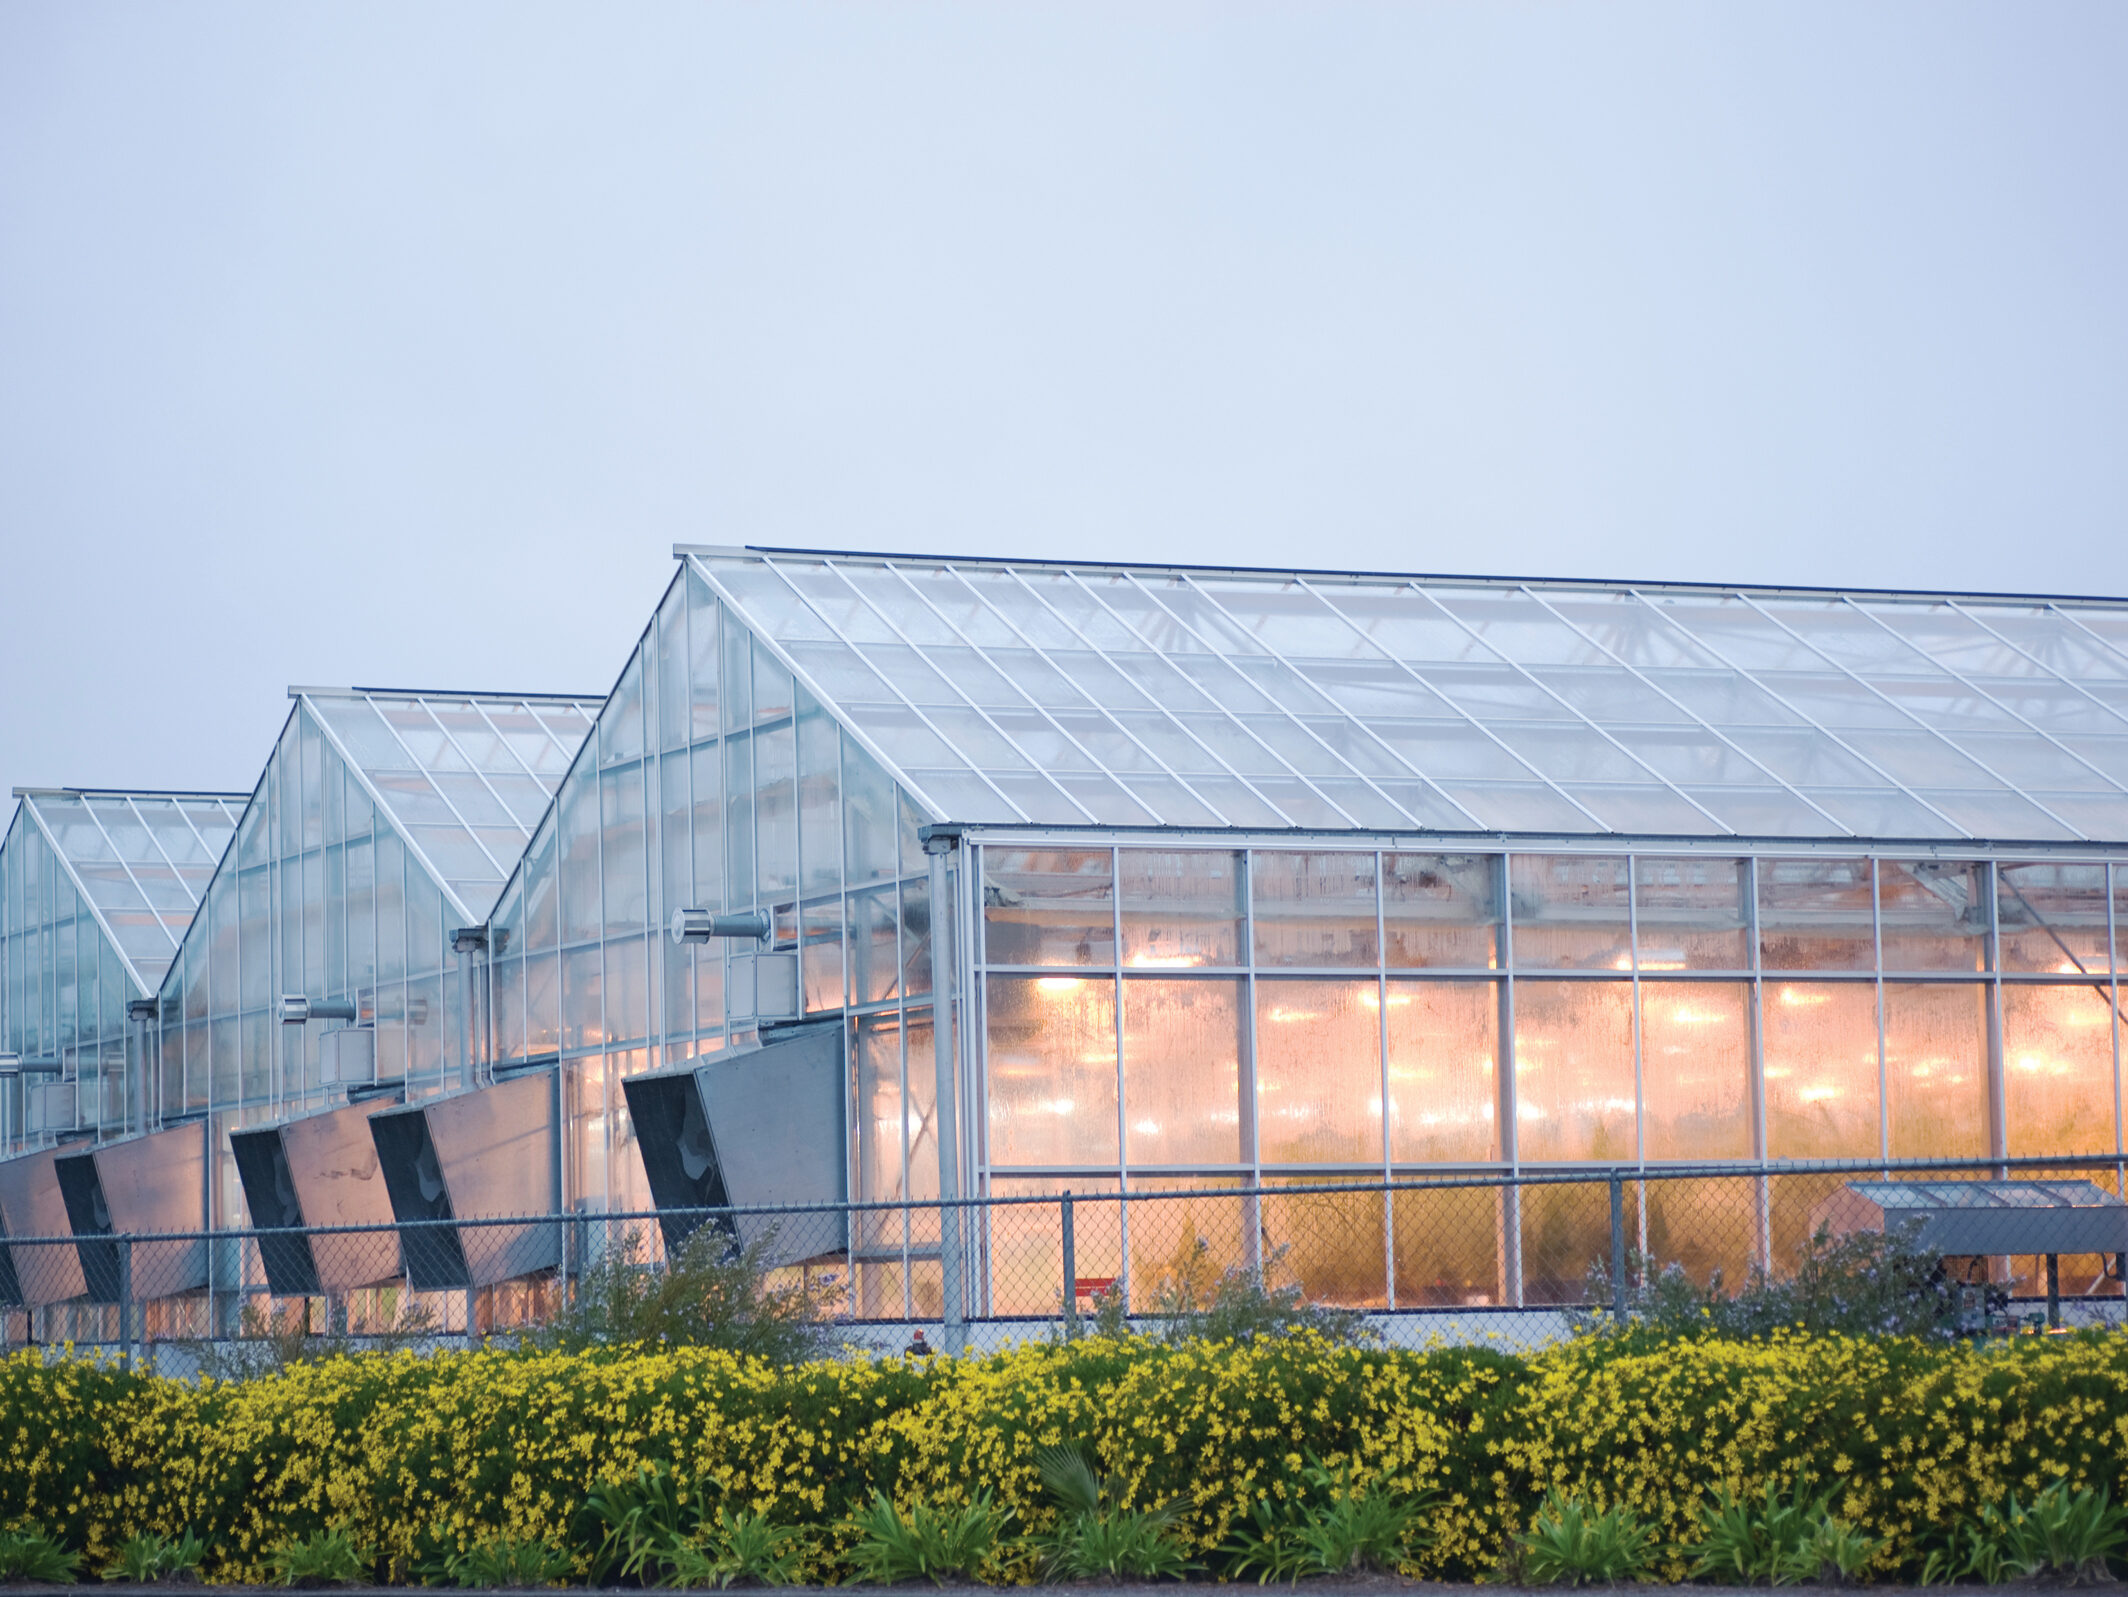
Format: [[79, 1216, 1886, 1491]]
[[118, 1236, 134, 1370], [1608, 1171, 1627, 1322], [1060, 1190, 1077, 1338], [2046, 1254, 2061, 1329]]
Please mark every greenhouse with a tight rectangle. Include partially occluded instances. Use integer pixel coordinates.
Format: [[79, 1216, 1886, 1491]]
[[6, 547, 2128, 1327]]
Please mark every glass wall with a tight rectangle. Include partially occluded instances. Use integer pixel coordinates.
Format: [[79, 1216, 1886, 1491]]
[[977, 842, 2126, 1306], [0, 794, 241, 1157], [146, 703, 476, 1231], [0, 815, 142, 1151], [483, 565, 940, 1261]]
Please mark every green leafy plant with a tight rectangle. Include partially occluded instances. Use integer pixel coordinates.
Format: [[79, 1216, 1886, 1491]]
[[1219, 1458, 1429, 1581], [1516, 1491, 1660, 1586], [580, 1460, 711, 1584], [660, 1509, 807, 1589], [1788, 1513, 1880, 1586], [443, 1534, 575, 1588], [1032, 1442, 1193, 1581], [1584, 1219, 1964, 1341], [1689, 1481, 1818, 1582], [1923, 1481, 2127, 1586], [1088, 1237, 1373, 1347], [265, 1526, 371, 1587], [103, 1530, 207, 1582], [0, 1528, 81, 1584], [838, 1489, 1013, 1585], [536, 1225, 836, 1364]]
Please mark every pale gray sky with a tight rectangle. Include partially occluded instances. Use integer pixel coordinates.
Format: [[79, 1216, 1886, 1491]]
[[3, 3, 2124, 803]]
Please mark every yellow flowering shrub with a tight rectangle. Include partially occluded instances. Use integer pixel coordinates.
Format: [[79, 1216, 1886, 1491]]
[[1, 1328, 2124, 1583]]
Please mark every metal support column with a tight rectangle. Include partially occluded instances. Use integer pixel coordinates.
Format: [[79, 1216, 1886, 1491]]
[[923, 830, 964, 1350], [1061, 1190, 1077, 1337]]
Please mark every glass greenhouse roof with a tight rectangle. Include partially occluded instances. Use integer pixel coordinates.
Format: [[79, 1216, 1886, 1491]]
[[1850, 1180, 2124, 1211], [297, 688, 604, 919], [12, 788, 247, 991], [686, 547, 2128, 844]]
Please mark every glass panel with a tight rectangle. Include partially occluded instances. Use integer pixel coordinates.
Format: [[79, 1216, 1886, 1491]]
[[796, 689, 841, 898], [1997, 862, 2111, 974], [558, 772, 599, 945], [1758, 857, 1875, 970], [1250, 851, 1378, 968], [753, 722, 797, 901], [1120, 977, 1244, 1166], [686, 568, 721, 741], [1386, 979, 1499, 1163], [855, 1011, 906, 1206], [600, 766, 647, 935], [981, 849, 1114, 967], [1511, 980, 1637, 1162], [1260, 1179, 1388, 1307], [1883, 982, 1988, 1159], [1637, 981, 1751, 1160], [1118, 849, 1242, 970], [984, 974, 1119, 1167], [1254, 979, 1381, 1164], [1634, 857, 1749, 970], [1762, 982, 1880, 1159], [1878, 859, 1987, 972], [656, 581, 689, 753], [1509, 855, 1633, 971], [1393, 1184, 1503, 1305], [848, 885, 900, 1005], [2002, 983, 2120, 1157]]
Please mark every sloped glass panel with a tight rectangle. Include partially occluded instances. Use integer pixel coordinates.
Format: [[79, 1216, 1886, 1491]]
[[1433, 589, 1612, 666], [1682, 786, 1840, 837]]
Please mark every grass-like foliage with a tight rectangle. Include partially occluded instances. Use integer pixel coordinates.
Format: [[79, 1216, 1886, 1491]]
[[265, 1526, 370, 1587], [441, 1534, 574, 1588], [534, 1224, 835, 1363], [838, 1489, 1013, 1585], [1922, 1479, 2128, 1586], [0, 1527, 81, 1583], [103, 1529, 206, 1582], [1514, 1491, 1661, 1586], [661, 1509, 808, 1589], [1087, 1237, 1373, 1347], [1689, 1482, 1878, 1585], [1221, 1459, 1429, 1581], [1032, 1442, 1193, 1580], [580, 1460, 708, 1584]]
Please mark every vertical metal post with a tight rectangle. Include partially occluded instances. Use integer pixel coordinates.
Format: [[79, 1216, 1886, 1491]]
[[118, 1235, 134, 1379], [1608, 1170, 1627, 1321], [923, 831, 964, 1349], [2046, 1254, 2060, 1329], [1061, 1190, 1077, 1337]]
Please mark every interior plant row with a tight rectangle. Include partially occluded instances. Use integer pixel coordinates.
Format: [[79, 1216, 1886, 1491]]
[[3, 1325, 2127, 1586]]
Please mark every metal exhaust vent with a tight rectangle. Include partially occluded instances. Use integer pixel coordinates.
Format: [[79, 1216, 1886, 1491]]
[[0, 1147, 82, 1306], [368, 1070, 561, 1291], [230, 1098, 404, 1297], [620, 1022, 847, 1265], [54, 1125, 210, 1304]]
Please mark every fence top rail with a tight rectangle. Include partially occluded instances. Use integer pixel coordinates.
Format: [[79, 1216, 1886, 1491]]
[[0, 1154, 2119, 1249]]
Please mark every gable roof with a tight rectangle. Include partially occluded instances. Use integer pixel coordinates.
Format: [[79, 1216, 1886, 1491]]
[[683, 546, 2128, 846], [8, 788, 247, 993], [295, 687, 604, 923]]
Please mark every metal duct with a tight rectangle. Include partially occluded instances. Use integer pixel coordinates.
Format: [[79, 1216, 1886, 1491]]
[[230, 1098, 403, 1297], [368, 1070, 561, 1291], [621, 1022, 847, 1264], [0, 1147, 84, 1306], [53, 1125, 210, 1303]]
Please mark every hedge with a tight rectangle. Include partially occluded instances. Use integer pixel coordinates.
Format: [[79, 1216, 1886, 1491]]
[[3, 1328, 2126, 1582]]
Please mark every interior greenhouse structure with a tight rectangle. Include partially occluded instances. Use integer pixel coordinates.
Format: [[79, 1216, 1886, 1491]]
[[5, 547, 2128, 1334]]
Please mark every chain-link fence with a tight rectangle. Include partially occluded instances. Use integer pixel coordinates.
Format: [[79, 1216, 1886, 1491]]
[[3, 1155, 2124, 1363]]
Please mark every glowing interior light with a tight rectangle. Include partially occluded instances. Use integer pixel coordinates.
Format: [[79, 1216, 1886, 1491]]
[[1127, 952, 1203, 969], [1046, 1098, 1077, 1115], [1036, 976, 1084, 994], [1798, 1085, 1839, 1103], [1778, 988, 1831, 1007], [1132, 1119, 1162, 1136]]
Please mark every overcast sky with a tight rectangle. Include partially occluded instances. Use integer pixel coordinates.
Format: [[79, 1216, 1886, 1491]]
[[3, 2, 2124, 804]]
